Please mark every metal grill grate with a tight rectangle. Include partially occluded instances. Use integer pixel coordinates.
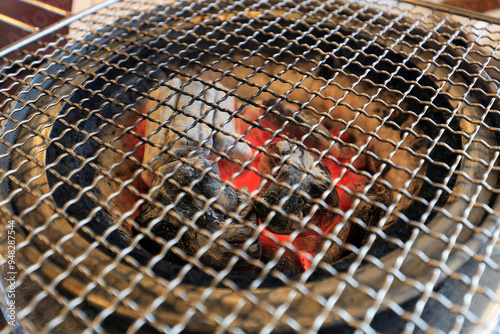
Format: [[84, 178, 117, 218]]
[[0, 0, 500, 333]]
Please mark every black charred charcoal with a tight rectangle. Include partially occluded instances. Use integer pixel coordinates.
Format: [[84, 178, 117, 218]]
[[255, 141, 340, 234], [136, 156, 260, 272], [323, 182, 392, 264], [320, 223, 351, 265], [353, 182, 392, 227], [348, 182, 392, 245], [259, 237, 304, 277], [268, 250, 305, 277]]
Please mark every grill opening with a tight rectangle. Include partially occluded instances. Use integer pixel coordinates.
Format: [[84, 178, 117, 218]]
[[34, 5, 469, 283], [1, 0, 499, 332], [40, 32, 463, 284]]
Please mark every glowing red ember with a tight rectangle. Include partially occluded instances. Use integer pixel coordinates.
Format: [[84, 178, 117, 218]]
[[222, 102, 372, 274]]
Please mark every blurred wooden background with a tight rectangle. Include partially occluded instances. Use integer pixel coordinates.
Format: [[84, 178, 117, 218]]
[[441, 0, 500, 12]]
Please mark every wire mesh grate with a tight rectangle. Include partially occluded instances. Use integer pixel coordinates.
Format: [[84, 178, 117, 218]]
[[0, 0, 499, 333]]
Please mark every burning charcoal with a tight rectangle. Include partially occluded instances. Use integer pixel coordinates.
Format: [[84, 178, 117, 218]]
[[212, 91, 253, 162], [136, 155, 260, 271], [137, 77, 257, 271], [348, 182, 392, 246], [255, 141, 340, 234], [262, 100, 340, 155], [142, 77, 182, 171], [242, 100, 342, 157], [259, 234, 306, 277], [351, 182, 392, 228], [322, 181, 392, 264], [141, 77, 252, 185]]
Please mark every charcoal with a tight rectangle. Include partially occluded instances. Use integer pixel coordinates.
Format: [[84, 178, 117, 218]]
[[352, 183, 392, 227], [348, 182, 392, 244], [265, 248, 305, 277], [262, 100, 341, 156], [322, 182, 392, 264], [315, 224, 352, 266], [212, 91, 252, 162], [141, 78, 252, 185], [255, 141, 340, 234], [136, 155, 260, 271]]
